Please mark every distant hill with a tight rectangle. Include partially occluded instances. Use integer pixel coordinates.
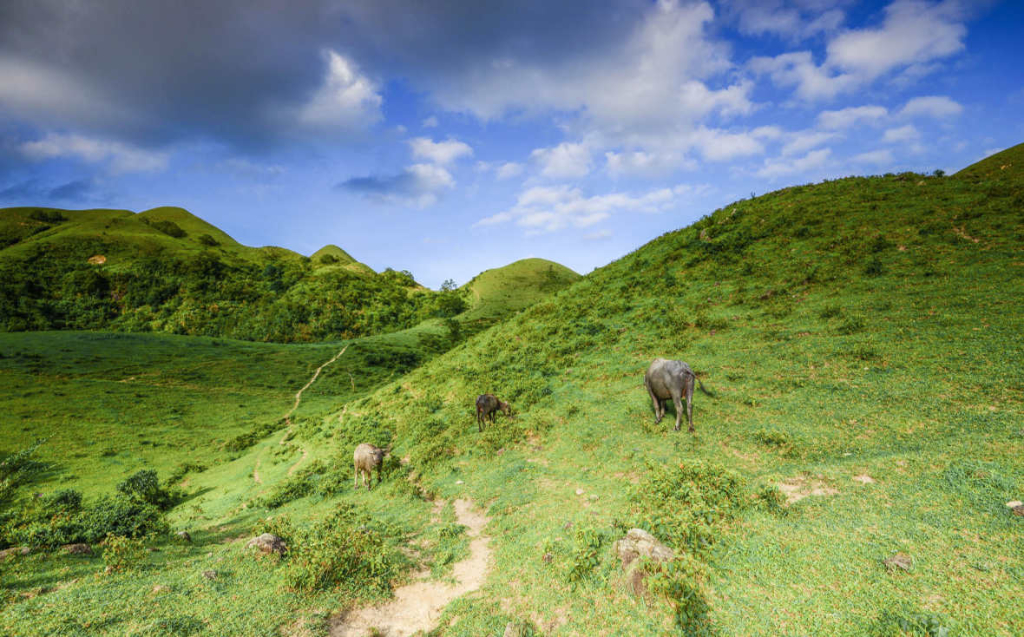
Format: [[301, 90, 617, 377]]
[[459, 258, 581, 328], [0, 206, 578, 343]]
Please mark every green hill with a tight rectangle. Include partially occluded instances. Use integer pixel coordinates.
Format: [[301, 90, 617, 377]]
[[460, 257, 581, 328], [0, 207, 574, 343], [1, 147, 1022, 635]]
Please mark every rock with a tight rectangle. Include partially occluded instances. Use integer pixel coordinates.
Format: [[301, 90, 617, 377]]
[[1013, 505, 1024, 518], [0, 546, 31, 560], [202, 570, 217, 580], [614, 529, 675, 597], [542, 552, 553, 564], [455, 480, 464, 485], [63, 543, 92, 556], [152, 584, 169, 594], [176, 531, 192, 543], [614, 528, 674, 569], [246, 533, 287, 556], [884, 553, 912, 572], [575, 488, 585, 496]]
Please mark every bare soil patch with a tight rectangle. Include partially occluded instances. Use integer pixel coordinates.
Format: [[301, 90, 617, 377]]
[[330, 499, 492, 637], [778, 477, 839, 504]]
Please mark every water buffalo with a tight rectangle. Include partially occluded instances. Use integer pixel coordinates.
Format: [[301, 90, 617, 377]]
[[475, 394, 511, 432], [353, 443, 389, 490], [643, 358, 713, 433]]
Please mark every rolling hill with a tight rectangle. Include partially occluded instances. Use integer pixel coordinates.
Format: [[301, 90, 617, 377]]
[[1, 145, 1021, 635], [0, 207, 577, 343]]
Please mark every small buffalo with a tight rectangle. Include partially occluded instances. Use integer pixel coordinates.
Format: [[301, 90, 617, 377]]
[[643, 358, 713, 433], [353, 443, 389, 490], [475, 394, 511, 432]]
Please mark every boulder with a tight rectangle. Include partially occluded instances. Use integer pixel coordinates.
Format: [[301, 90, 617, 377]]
[[246, 533, 287, 556], [63, 543, 92, 556], [202, 570, 217, 580], [614, 528, 674, 569], [613, 528, 674, 597], [176, 531, 192, 543]]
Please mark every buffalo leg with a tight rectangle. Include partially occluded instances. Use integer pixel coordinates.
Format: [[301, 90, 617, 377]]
[[670, 390, 684, 431], [685, 375, 695, 433]]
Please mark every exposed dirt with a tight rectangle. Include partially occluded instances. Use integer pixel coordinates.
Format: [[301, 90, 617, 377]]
[[778, 477, 839, 504], [330, 498, 492, 637]]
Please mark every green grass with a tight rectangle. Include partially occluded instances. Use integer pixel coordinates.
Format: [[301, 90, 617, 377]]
[[2, 145, 1023, 635]]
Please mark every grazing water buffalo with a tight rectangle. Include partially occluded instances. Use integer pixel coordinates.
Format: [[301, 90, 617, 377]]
[[644, 358, 713, 433], [353, 443, 389, 490], [475, 394, 511, 432]]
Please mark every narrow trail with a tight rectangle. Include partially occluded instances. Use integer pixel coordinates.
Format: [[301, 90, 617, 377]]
[[251, 345, 348, 485], [330, 499, 492, 637]]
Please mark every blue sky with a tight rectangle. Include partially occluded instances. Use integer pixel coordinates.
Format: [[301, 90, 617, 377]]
[[1, 0, 1021, 288]]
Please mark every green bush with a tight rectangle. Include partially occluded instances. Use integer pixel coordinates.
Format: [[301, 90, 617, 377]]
[[282, 505, 407, 594], [150, 220, 187, 238], [644, 554, 715, 635], [102, 533, 147, 572], [117, 469, 177, 510], [628, 460, 745, 556]]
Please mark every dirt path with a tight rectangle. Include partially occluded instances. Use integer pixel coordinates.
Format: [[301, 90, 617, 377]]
[[252, 345, 348, 485], [330, 499, 492, 637]]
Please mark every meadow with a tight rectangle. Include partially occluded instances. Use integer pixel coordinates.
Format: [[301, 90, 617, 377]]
[[1, 145, 1022, 636]]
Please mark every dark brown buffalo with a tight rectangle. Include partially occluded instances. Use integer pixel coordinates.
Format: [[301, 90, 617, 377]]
[[475, 394, 511, 432], [643, 358, 713, 433]]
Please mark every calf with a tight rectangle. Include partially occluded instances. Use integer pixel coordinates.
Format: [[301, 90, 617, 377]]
[[353, 443, 389, 490], [475, 394, 511, 432]]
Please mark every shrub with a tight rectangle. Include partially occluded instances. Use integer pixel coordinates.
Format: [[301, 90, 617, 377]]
[[818, 304, 843, 319], [282, 505, 407, 594], [644, 554, 715, 635], [117, 469, 176, 510], [566, 526, 605, 589], [29, 210, 66, 223], [197, 234, 219, 247], [863, 256, 886, 277], [81, 495, 168, 542], [150, 220, 187, 238], [628, 460, 745, 556], [753, 428, 792, 449], [102, 533, 147, 572]]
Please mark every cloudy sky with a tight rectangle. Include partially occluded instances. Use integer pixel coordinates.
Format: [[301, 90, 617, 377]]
[[1, 0, 1021, 287]]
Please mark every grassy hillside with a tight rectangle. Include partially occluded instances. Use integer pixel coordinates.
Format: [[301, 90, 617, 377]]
[[0, 207, 576, 343], [1, 147, 1021, 636], [460, 258, 581, 329]]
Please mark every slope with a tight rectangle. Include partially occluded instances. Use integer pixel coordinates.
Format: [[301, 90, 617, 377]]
[[303, 156, 1022, 634], [2, 148, 1021, 635], [459, 258, 581, 328]]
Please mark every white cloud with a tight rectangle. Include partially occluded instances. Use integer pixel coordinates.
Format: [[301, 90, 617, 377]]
[[750, 0, 969, 101], [20, 133, 169, 174], [476, 184, 687, 234], [422, 116, 439, 128], [496, 162, 524, 180], [217, 158, 286, 179], [605, 150, 694, 178], [883, 124, 920, 143], [782, 130, 840, 156], [584, 229, 613, 241], [409, 137, 473, 165], [531, 142, 592, 179], [899, 95, 963, 118], [756, 148, 832, 179], [723, 0, 847, 40], [297, 50, 382, 132], [851, 149, 895, 165], [817, 105, 888, 129], [826, 0, 966, 79], [688, 127, 766, 161], [749, 51, 858, 100]]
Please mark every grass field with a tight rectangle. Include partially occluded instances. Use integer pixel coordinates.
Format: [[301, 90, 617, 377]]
[[1, 145, 1022, 636]]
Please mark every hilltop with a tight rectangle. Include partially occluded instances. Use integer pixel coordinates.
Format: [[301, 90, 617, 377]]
[[460, 258, 581, 328], [0, 207, 577, 342], [1, 145, 1021, 635]]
